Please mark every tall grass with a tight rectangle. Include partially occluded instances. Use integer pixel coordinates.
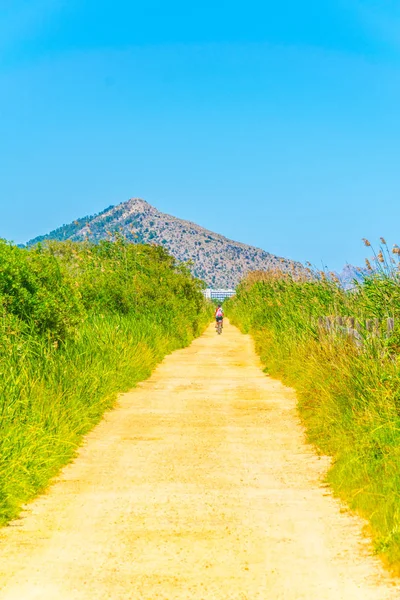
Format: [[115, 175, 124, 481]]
[[226, 241, 400, 571], [0, 238, 212, 524]]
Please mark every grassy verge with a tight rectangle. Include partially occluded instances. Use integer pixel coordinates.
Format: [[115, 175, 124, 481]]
[[0, 238, 212, 524], [226, 249, 400, 572]]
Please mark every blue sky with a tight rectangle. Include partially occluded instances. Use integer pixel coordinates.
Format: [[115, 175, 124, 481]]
[[1, 1, 400, 269]]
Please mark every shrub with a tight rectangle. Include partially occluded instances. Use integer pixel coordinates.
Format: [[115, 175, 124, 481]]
[[0, 240, 83, 342]]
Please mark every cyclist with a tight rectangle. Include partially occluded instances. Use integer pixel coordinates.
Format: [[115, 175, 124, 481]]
[[215, 304, 224, 329]]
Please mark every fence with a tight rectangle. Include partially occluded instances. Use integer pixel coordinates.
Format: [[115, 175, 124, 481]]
[[318, 316, 395, 349]]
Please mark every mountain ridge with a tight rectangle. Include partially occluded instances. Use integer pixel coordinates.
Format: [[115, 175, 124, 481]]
[[28, 198, 303, 287], [336, 264, 368, 290]]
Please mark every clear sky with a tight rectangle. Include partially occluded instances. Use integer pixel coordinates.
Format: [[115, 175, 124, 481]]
[[1, 1, 400, 270]]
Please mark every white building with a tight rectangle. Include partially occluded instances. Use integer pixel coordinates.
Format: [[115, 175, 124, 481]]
[[203, 289, 236, 301]]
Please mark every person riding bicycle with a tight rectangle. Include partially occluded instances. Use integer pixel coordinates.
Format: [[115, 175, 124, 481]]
[[215, 304, 224, 329]]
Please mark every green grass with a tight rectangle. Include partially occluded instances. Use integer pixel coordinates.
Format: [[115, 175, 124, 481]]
[[0, 238, 212, 524], [226, 246, 400, 572]]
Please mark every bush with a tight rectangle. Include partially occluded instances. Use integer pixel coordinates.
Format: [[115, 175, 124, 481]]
[[0, 240, 83, 342]]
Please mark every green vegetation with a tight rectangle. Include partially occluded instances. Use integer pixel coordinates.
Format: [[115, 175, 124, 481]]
[[27, 205, 115, 246], [0, 237, 211, 524], [26, 197, 303, 289], [226, 240, 400, 571]]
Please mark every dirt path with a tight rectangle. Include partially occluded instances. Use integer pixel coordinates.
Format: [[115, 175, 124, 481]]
[[0, 321, 398, 599]]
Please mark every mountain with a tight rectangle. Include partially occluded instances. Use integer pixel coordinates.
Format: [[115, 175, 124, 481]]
[[27, 198, 302, 288], [337, 264, 368, 290]]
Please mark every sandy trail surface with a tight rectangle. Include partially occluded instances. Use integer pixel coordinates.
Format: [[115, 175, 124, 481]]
[[0, 321, 398, 599]]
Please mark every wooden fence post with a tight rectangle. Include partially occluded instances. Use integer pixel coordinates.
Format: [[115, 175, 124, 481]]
[[387, 318, 395, 335], [373, 318, 380, 337], [345, 317, 354, 341]]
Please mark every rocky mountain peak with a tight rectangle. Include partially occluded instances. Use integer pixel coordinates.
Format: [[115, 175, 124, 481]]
[[28, 198, 302, 288]]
